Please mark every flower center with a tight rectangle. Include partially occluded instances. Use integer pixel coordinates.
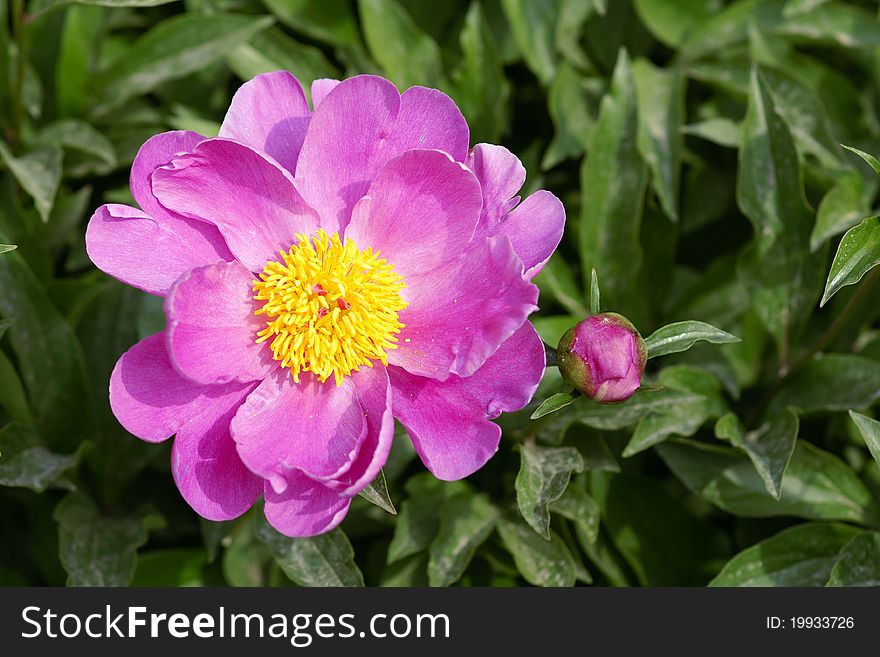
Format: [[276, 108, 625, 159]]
[[253, 229, 407, 386]]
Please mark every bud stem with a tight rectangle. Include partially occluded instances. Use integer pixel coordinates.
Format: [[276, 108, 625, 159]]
[[543, 342, 558, 367]]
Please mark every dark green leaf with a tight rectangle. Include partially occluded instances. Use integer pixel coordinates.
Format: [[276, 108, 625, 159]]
[[37, 119, 116, 166], [255, 516, 364, 587], [550, 478, 600, 544], [131, 548, 206, 587], [500, 0, 559, 85], [533, 254, 588, 317], [0, 423, 84, 492], [515, 442, 584, 539], [820, 216, 880, 307], [388, 475, 465, 565], [54, 492, 163, 587], [542, 62, 593, 169], [710, 522, 861, 587], [497, 517, 576, 587], [810, 171, 869, 252], [0, 143, 63, 223], [768, 354, 880, 416], [644, 320, 741, 358], [428, 490, 498, 586], [849, 410, 880, 468], [826, 532, 880, 587]]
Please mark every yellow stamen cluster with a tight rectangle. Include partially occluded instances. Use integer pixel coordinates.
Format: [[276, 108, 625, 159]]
[[253, 230, 407, 386]]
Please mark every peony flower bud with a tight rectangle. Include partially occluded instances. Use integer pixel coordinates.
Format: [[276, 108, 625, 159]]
[[557, 313, 647, 403]]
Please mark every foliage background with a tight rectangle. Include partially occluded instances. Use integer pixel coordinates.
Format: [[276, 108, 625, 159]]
[[2, 0, 880, 587]]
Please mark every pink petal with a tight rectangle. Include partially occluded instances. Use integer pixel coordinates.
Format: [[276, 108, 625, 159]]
[[219, 71, 310, 175], [151, 138, 320, 273], [390, 323, 544, 480], [263, 475, 351, 537], [86, 203, 231, 296], [466, 143, 526, 232], [311, 78, 340, 110], [131, 130, 204, 221], [496, 190, 565, 279], [295, 75, 470, 231], [389, 236, 538, 380], [344, 149, 482, 280], [165, 261, 276, 385], [109, 332, 254, 443], [231, 366, 391, 489], [171, 393, 261, 521]]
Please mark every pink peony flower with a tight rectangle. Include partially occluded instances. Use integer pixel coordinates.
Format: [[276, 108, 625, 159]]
[[86, 72, 564, 536], [557, 313, 647, 403]]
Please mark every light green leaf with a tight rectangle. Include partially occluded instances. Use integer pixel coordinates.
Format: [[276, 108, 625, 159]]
[[0, 244, 16, 254], [500, 0, 560, 85], [682, 117, 741, 148], [849, 411, 880, 469], [658, 439, 880, 526], [842, 145, 880, 175], [532, 315, 578, 348], [633, 0, 717, 48], [715, 409, 799, 500], [542, 61, 593, 169], [810, 171, 869, 252], [255, 516, 364, 587], [820, 216, 880, 307], [95, 14, 274, 114], [579, 49, 647, 314], [783, 0, 832, 17], [55, 492, 163, 587], [531, 391, 577, 420], [55, 5, 105, 118], [777, 3, 880, 48], [359, 0, 443, 90], [0, 142, 63, 223], [497, 517, 577, 587], [645, 320, 741, 358], [515, 442, 584, 539], [710, 522, 861, 587], [826, 532, 880, 587], [0, 423, 84, 492], [451, 1, 510, 144], [633, 59, 685, 220], [37, 119, 116, 166], [550, 478, 600, 544], [768, 354, 880, 416], [358, 469, 396, 515], [589, 268, 600, 315], [428, 491, 498, 586]]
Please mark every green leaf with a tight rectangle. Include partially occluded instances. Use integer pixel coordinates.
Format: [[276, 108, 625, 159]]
[[710, 522, 861, 587], [0, 243, 93, 449], [849, 411, 880, 469], [681, 117, 741, 148], [500, 0, 560, 85], [580, 49, 647, 315], [783, 0, 832, 17], [622, 366, 726, 456], [632, 0, 716, 48], [776, 3, 880, 49], [550, 478, 601, 544], [574, 387, 704, 431], [261, 0, 366, 53], [0, 350, 31, 424], [542, 61, 593, 169], [532, 254, 588, 317], [768, 354, 880, 416], [531, 391, 578, 420], [633, 59, 685, 221], [736, 67, 821, 358], [428, 490, 498, 586], [0, 244, 16, 254], [826, 532, 880, 587], [644, 320, 741, 358], [131, 548, 207, 587], [497, 517, 577, 587], [226, 28, 338, 106], [515, 442, 584, 539], [222, 514, 270, 587], [0, 143, 63, 223], [54, 492, 163, 587], [357, 469, 396, 515], [451, 1, 510, 144], [359, 0, 443, 90], [255, 516, 364, 587], [0, 423, 84, 492], [37, 119, 116, 166], [34, 0, 179, 10], [388, 475, 465, 565], [531, 315, 578, 347], [820, 216, 880, 307], [657, 439, 880, 526], [592, 472, 730, 585], [715, 409, 799, 500], [95, 14, 274, 114], [810, 171, 869, 252], [589, 268, 600, 315], [842, 145, 880, 175], [55, 5, 105, 118]]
